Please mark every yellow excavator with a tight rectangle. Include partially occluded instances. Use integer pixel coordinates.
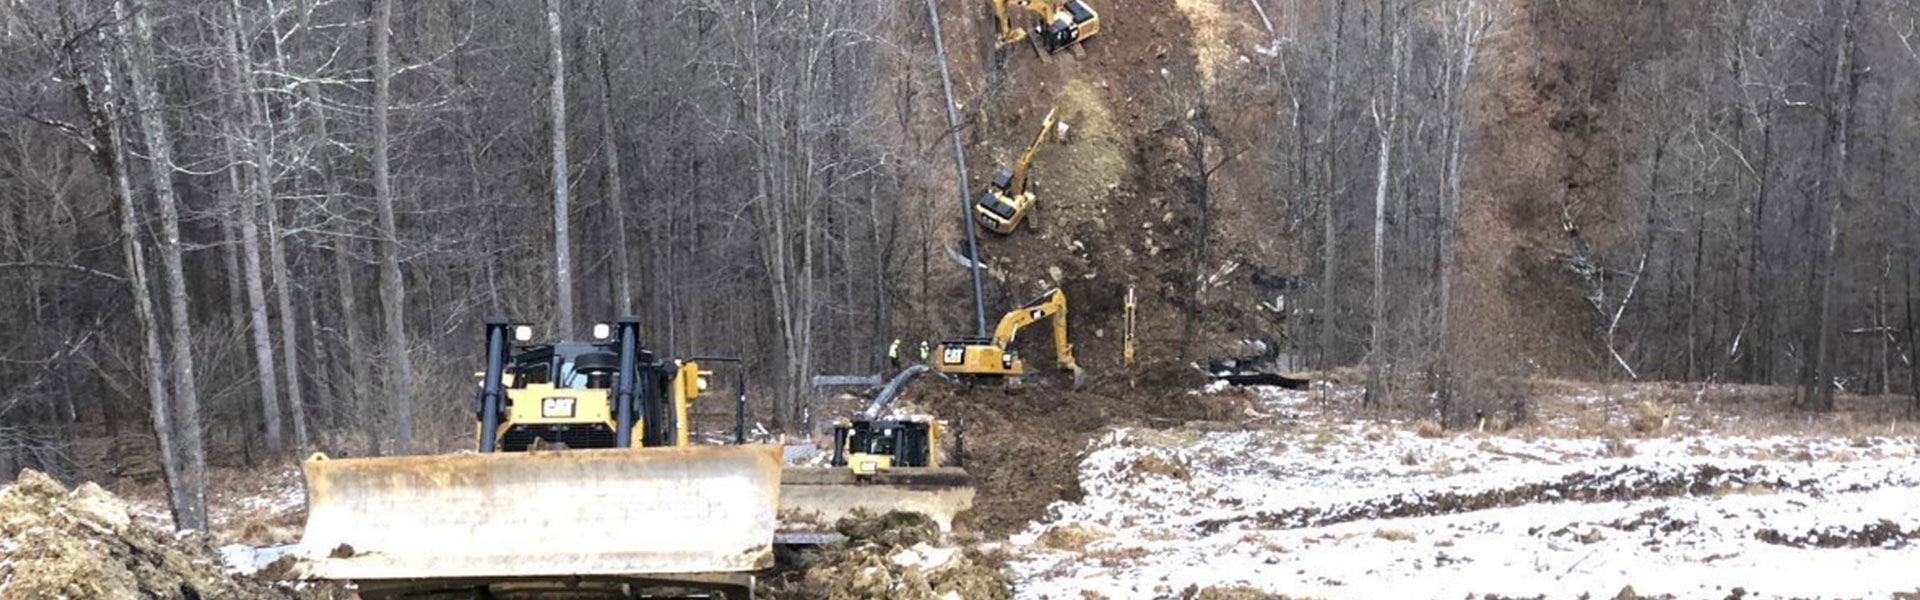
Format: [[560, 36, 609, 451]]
[[937, 287, 1085, 388], [993, 0, 1101, 60], [976, 108, 1058, 234], [292, 317, 781, 598]]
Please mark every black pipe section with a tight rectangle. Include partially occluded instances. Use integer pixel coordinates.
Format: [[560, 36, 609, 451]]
[[613, 317, 640, 448], [864, 364, 930, 419], [476, 317, 510, 452], [923, 0, 989, 336], [689, 356, 749, 444], [735, 369, 747, 444], [830, 424, 848, 467], [953, 418, 965, 467]]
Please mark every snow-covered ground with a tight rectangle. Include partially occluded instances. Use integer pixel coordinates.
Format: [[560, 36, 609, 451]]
[[1011, 387, 1920, 599]]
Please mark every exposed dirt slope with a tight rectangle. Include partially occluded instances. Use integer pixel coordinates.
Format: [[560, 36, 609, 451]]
[[891, 0, 1288, 539]]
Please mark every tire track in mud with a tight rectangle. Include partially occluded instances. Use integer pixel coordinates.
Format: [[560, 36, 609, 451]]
[[1194, 461, 1920, 534]]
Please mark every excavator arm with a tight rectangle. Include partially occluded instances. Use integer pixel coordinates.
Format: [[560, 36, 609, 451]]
[[993, 0, 1060, 45], [1005, 108, 1058, 197]]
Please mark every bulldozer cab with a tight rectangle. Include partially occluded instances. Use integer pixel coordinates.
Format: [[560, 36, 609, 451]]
[[474, 319, 701, 452], [831, 418, 942, 475], [505, 342, 624, 389], [482, 341, 649, 451]]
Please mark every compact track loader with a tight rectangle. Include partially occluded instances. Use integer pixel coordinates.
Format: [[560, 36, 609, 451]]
[[936, 287, 1084, 388], [293, 318, 780, 599]]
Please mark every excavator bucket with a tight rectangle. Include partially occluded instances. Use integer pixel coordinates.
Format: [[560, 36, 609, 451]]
[[292, 444, 782, 582], [779, 467, 975, 533]]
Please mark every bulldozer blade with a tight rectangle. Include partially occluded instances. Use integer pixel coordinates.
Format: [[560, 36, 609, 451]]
[[779, 467, 975, 533], [292, 445, 782, 582]]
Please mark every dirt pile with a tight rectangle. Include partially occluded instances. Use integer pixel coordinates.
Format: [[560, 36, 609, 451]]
[[913, 374, 1249, 536], [0, 470, 317, 599], [761, 512, 1010, 600]]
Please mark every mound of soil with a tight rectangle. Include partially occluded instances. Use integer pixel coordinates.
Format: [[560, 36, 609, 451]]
[[761, 511, 1010, 600], [0, 470, 315, 599], [915, 373, 1249, 536]]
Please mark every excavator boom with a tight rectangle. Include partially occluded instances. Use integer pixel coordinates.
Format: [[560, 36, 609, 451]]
[[1006, 108, 1058, 197]]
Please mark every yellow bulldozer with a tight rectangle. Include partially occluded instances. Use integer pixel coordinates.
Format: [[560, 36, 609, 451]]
[[975, 108, 1058, 235], [292, 317, 781, 598], [993, 0, 1101, 61], [781, 414, 975, 532], [936, 287, 1084, 388]]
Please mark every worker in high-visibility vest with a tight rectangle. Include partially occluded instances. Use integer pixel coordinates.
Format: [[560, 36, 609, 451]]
[[918, 340, 931, 362], [888, 338, 902, 368]]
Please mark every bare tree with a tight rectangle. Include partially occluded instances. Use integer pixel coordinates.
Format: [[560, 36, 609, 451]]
[[115, 0, 208, 530], [370, 0, 414, 453], [1801, 0, 1861, 412], [1365, 2, 1404, 408], [220, 0, 285, 454], [1317, 0, 1347, 369], [67, 17, 189, 527], [596, 9, 632, 317], [548, 0, 575, 336]]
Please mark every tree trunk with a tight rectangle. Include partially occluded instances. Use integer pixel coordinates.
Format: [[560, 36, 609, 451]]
[[1365, 19, 1400, 408], [309, 80, 371, 453], [221, 5, 285, 454], [1317, 0, 1345, 369], [235, 0, 309, 451], [118, 0, 208, 531], [83, 51, 187, 529], [548, 0, 576, 337], [597, 28, 632, 317], [1437, 0, 1485, 361], [1804, 0, 1858, 412], [371, 0, 415, 453]]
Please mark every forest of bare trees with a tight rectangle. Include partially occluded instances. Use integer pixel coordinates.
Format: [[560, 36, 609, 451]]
[[3, 0, 1920, 530]]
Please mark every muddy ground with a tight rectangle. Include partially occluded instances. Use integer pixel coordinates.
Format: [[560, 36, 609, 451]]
[[904, 364, 1242, 536]]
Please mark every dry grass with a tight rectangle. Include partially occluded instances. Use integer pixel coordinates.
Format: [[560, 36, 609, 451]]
[[1036, 523, 1114, 552], [1415, 420, 1446, 438], [1128, 454, 1193, 481], [1373, 528, 1417, 542], [1629, 401, 1667, 435]]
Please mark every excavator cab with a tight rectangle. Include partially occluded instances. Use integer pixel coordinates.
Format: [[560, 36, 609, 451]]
[[993, 0, 1100, 58], [1038, 0, 1100, 54], [975, 108, 1059, 234]]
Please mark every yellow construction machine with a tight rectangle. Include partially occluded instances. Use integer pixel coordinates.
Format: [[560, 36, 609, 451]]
[[936, 287, 1084, 388], [976, 108, 1058, 234], [780, 368, 976, 533], [292, 317, 782, 598], [993, 0, 1101, 60], [831, 417, 950, 476]]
